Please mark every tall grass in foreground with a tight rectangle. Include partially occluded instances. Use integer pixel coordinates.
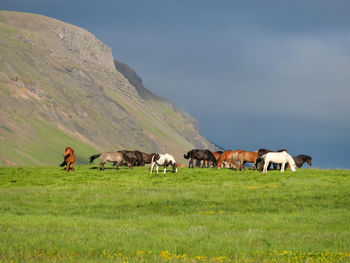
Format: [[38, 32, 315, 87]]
[[0, 166, 349, 262]]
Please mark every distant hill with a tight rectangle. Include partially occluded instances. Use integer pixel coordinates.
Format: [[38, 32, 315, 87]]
[[0, 10, 216, 166]]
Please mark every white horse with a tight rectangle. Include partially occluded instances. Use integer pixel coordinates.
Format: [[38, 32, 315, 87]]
[[262, 151, 296, 173], [150, 153, 178, 174]]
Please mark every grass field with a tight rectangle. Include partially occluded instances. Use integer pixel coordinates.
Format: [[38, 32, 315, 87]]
[[0, 165, 349, 262]]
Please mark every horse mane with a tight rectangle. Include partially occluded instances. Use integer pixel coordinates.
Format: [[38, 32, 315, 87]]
[[184, 149, 195, 159], [295, 154, 312, 161], [64, 153, 71, 161], [65, 147, 74, 154]]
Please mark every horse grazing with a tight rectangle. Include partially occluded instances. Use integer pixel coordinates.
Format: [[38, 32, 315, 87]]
[[184, 149, 217, 168], [150, 153, 177, 174], [256, 148, 288, 171], [262, 151, 296, 173], [293, 154, 312, 168], [216, 150, 243, 169], [59, 147, 75, 172], [89, 152, 132, 171], [118, 150, 141, 168], [236, 151, 258, 171], [200, 151, 223, 167]]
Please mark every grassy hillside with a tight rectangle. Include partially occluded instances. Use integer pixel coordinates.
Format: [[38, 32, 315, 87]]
[[0, 10, 216, 166], [0, 166, 349, 262]]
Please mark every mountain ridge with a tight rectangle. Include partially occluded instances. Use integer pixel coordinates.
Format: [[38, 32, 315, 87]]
[[0, 10, 216, 166]]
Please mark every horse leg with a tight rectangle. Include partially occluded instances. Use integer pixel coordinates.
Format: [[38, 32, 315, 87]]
[[163, 164, 167, 174], [240, 158, 244, 171], [71, 162, 74, 171], [130, 159, 136, 169], [263, 161, 269, 173], [100, 162, 105, 171], [150, 162, 155, 174], [189, 158, 193, 168], [156, 164, 159, 173], [66, 162, 70, 172], [280, 163, 285, 172], [252, 160, 256, 170]]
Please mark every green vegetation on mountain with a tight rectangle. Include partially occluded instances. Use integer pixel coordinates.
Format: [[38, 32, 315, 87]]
[[0, 10, 215, 166]]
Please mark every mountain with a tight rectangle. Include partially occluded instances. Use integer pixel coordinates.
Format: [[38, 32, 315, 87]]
[[0, 10, 216, 166]]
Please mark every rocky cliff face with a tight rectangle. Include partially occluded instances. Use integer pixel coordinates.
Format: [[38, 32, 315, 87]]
[[0, 11, 216, 166]]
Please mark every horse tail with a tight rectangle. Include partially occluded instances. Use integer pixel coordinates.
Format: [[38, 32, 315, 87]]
[[59, 160, 66, 167], [207, 151, 217, 167], [89, 153, 101, 163]]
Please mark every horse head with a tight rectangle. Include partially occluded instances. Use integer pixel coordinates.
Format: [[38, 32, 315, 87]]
[[290, 164, 297, 172], [307, 159, 312, 166]]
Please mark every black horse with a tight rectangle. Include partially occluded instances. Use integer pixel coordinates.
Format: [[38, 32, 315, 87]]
[[117, 150, 143, 168], [293, 154, 312, 168], [256, 148, 288, 171], [184, 149, 217, 168]]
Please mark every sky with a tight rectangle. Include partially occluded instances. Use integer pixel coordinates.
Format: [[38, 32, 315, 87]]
[[2, 0, 350, 168]]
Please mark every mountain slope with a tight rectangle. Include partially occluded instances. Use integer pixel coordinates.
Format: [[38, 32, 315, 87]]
[[0, 10, 216, 166]]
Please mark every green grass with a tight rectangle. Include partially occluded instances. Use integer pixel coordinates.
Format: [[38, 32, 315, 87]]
[[0, 166, 349, 262], [0, 118, 98, 166]]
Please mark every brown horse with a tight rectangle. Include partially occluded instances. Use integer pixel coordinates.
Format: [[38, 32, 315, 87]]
[[216, 150, 243, 168], [59, 147, 76, 172], [141, 152, 156, 165], [236, 151, 258, 171]]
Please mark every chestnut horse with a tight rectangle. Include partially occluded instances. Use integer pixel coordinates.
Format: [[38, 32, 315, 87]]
[[216, 150, 243, 168], [236, 151, 258, 171], [59, 147, 75, 172]]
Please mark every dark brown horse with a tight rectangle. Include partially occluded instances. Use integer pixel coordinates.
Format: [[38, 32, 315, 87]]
[[236, 151, 258, 171], [293, 154, 312, 168], [184, 149, 217, 168], [59, 147, 76, 172], [140, 152, 156, 165], [216, 150, 243, 168]]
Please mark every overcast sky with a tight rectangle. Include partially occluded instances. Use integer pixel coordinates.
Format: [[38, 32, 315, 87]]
[[2, 0, 350, 168]]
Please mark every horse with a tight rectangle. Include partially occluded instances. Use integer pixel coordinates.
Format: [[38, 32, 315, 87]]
[[140, 151, 156, 165], [262, 151, 296, 173], [150, 153, 177, 174], [216, 150, 243, 169], [235, 151, 258, 171], [256, 148, 288, 171], [59, 147, 76, 172], [89, 152, 131, 171], [293, 154, 312, 168], [117, 150, 140, 168], [200, 150, 222, 168], [184, 149, 217, 168]]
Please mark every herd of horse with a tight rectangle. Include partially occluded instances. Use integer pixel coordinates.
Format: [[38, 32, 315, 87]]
[[60, 147, 312, 174]]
